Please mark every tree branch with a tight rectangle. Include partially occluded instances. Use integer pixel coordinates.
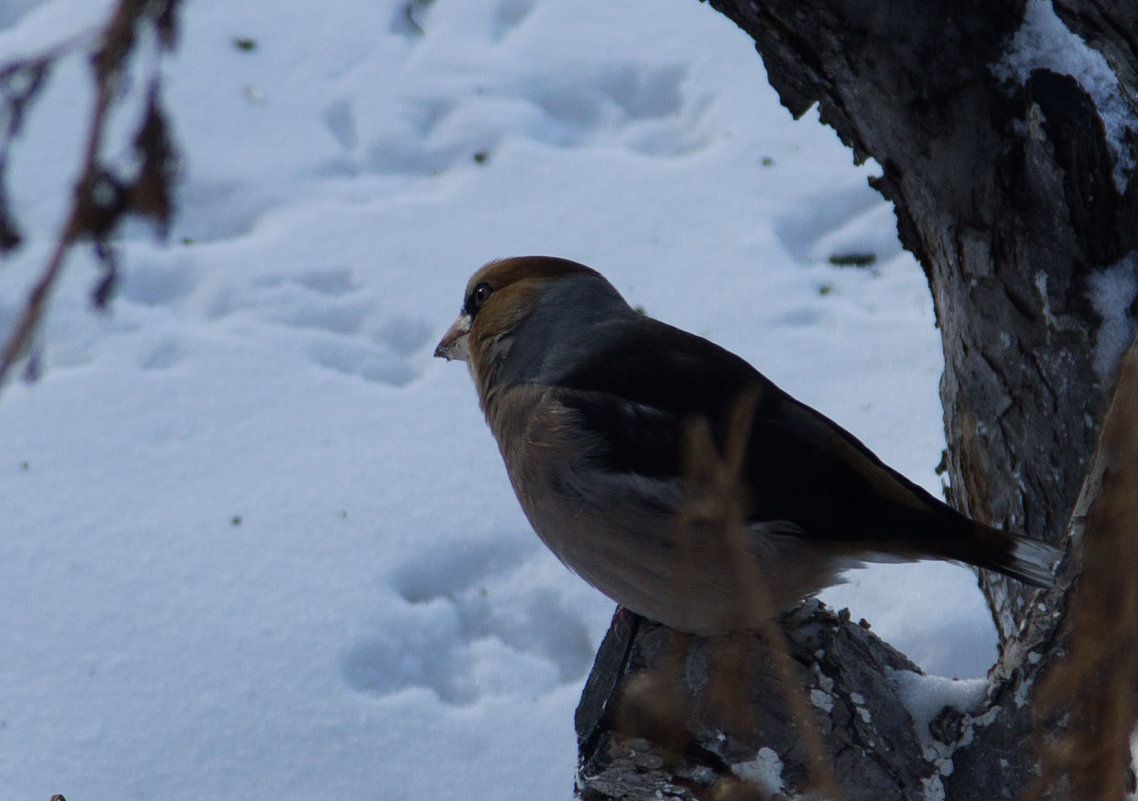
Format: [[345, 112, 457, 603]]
[[576, 1, 1138, 797], [0, 0, 181, 391]]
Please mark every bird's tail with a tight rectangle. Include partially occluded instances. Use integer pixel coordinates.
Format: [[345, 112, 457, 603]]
[[970, 524, 1061, 588]]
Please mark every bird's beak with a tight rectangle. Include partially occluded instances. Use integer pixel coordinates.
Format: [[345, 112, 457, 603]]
[[434, 313, 472, 361]]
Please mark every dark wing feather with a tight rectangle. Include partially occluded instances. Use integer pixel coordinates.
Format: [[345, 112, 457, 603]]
[[557, 316, 764, 423], [746, 394, 968, 547], [554, 315, 764, 481], [555, 390, 684, 480], [553, 314, 976, 550]]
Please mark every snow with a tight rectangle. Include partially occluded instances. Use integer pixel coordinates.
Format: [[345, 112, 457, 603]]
[[1, 0, 1005, 798], [921, 774, 948, 801], [1088, 254, 1138, 380], [732, 746, 785, 797], [810, 688, 835, 714], [891, 669, 992, 801], [992, 0, 1136, 186]]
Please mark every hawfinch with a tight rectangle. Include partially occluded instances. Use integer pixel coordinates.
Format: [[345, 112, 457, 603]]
[[436, 256, 1059, 634]]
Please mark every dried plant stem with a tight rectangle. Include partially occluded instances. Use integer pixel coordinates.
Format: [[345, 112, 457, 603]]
[[1027, 338, 1138, 801], [0, 77, 112, 388], [750, 589, 843, 799], [681, 392, 844, 799], [0, 0, 179, 392]]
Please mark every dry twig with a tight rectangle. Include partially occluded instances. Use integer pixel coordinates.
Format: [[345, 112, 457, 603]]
[[0, 0, 181, 390], [611, 391, 844, 800]]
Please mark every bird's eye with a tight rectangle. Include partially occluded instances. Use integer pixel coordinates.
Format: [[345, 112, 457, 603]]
[[469, 282, 494, 312]]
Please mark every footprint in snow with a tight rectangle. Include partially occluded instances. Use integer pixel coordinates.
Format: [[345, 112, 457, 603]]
[[174, 180, 271, 244], [523, 62, 711, 157], [773, 182, 904, 267], [342, 539, 596, 705], [0, 0, 41, 31], [307, 336, 421, 386], [490, 0, 534, 42], [139, 338, 186, 371], [207, 268, 367, 332], [305, 311, 431, 387], [388, 0, 533, 42], [358, 61, 708, 178], [388, 0, 435, 39], [322, 99, 358, 152], [119, 260, 199, 308], [207, 268, 433, 386], [363, 98, 479, 177]]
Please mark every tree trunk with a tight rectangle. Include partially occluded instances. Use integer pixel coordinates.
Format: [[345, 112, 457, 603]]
[[575, 0, 1138, 798]]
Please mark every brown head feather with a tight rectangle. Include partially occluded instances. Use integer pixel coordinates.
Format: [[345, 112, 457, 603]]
[[461, 256, 602, 410]]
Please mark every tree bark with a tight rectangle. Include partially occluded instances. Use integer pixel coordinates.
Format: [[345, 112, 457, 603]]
[[576, 1, 1138, 798], [1052, 0, 1138, 118]]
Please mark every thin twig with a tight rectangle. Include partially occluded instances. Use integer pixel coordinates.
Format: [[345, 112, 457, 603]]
[[0, 0, 178, 392], [0, 77, 111, 388], [627, 390, 845, 798], [707, 391, 844, 799]]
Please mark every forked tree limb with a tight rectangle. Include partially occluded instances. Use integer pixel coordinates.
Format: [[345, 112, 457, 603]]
[[575, 342, 1138, 799], [576, 0, 1138, 796]]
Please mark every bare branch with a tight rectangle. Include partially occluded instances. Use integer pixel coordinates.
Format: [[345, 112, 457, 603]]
[[0, 0, 182, 392]]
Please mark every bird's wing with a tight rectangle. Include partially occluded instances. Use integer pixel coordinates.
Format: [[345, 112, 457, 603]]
[[553, 315, 765, 482], [554, 315, 961, 549], [748, 393, 961, 545]]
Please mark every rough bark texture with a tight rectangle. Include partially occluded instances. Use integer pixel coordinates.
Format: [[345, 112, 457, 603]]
[[576, 605, 932, 801], [1053, 0, 1138, 118], [705, 0, 1138, 637], [576, 587, 1076, 800], [1027, 344, 1138, 800], [576, 0, 1138, 798]]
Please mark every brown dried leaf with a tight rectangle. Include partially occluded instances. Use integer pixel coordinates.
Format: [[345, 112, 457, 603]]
[[126, 83, 177, 236]]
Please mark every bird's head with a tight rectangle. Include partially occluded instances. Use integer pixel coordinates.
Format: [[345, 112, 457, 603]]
[[435, 256, 631, 399]]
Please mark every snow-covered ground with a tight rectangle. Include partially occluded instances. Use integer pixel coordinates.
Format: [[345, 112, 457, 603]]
[[1, 0, 1001, 798]]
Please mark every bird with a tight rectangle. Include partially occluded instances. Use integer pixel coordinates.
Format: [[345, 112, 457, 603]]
[[435, 255, 1060, 635]]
